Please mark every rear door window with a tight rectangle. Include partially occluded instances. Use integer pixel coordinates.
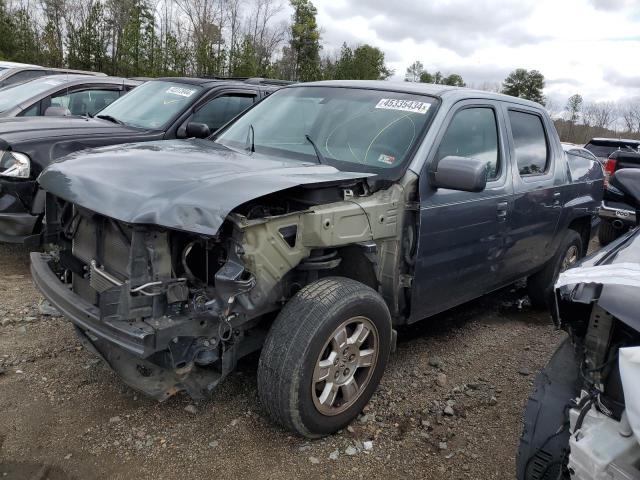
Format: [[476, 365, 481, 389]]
[[434, 107, 500, 179], [192, 94, 255, 132], [50, 89, 120, 116], [509, 110, 549, 176]]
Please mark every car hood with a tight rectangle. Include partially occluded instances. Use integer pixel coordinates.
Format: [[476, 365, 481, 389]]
[[0, 116, 148, 145], [38, 139, 372, 236]]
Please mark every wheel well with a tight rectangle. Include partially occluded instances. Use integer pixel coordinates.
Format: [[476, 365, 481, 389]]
[[330, 245, 378, 291], [568, 216, 591, 254]]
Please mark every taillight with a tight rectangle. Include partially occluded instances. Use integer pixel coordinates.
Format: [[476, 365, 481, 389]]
[[604, 157, 617, 186]]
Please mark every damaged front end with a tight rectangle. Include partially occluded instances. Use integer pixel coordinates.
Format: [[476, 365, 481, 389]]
[[33, 194, 261, 401], [32, 173, 416, 401], [519, 230, 640, 480]]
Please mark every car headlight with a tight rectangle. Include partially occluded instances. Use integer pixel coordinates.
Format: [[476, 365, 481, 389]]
[[0, 151, 30, 178]]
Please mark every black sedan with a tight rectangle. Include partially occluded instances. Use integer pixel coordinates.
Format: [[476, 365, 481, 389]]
[[0, 75, 141, 118], [0, 76, 286, 244]]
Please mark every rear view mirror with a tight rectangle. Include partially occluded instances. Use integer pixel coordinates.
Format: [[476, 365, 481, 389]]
[[44, 106, 71, 117], [185, 122, 211, 139], [431, 156, 488, 192], [611, 169, 640, 211]]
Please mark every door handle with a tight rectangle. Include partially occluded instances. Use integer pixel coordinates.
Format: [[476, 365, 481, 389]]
[[553, 192, 561, 206], [497, 201, 508, 220]]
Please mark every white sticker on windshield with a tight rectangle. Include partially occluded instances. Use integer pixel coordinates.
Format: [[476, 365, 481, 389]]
[[375, 98, 430, 114], [166, 86, 196, 98]]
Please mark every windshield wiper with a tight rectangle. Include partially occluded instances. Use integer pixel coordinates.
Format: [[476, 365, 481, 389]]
[[246, 124, 255, 153], [96, 114, 124, 125], [305, 134, 326, 165]]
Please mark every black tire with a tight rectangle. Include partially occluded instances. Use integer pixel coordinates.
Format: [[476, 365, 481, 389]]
[[516, 338, 581, 479], [527, 230, 583, 309], [597, 219, 624, 246], [257, 276, 392, 438]]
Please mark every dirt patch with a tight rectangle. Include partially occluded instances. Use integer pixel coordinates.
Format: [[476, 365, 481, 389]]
[[0, 243, 565, 479]]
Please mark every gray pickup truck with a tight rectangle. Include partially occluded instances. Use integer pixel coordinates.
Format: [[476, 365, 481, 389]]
[[30, 81, 603, 437]]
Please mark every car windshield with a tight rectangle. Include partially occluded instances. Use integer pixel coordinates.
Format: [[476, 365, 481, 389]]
[[215, 86, 437, 173], [96, 81, 202, 129], [0, 77, 68, 112]]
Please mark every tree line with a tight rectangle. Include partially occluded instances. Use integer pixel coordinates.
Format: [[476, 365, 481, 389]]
[[0, 0, 393, 81]]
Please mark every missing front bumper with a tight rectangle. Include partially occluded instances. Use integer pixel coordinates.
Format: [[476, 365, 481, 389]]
[[30, 252, 263, 400]]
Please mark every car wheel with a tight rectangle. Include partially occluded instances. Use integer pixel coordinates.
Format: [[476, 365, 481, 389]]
[[257, 276, 392, 438], [527, 230, 583, 309], [597, 219, 625, 246]]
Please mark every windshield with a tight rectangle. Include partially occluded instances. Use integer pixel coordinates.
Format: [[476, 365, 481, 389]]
[[0, 77, 67, 112], [97, 81, 202, 129], [215, 86, 437, 174]]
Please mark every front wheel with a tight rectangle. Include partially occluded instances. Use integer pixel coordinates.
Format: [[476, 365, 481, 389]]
[[257, 277, 392, 438]]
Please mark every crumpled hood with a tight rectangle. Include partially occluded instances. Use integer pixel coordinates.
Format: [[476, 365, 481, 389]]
[[38, 139, 372, 236]]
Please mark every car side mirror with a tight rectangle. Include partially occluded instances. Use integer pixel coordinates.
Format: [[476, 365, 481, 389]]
[[610, 169, 640, 213], [185, 122, 211, 139], [44, 106, 71, 117], [430, 156, 488, 192]]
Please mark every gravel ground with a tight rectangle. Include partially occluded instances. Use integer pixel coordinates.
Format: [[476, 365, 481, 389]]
[[0, 242, 571, 480]]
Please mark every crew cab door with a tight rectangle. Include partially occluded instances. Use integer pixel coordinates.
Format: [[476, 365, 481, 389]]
[[501, 106, 564, 279], [410, 101, 513, 321]]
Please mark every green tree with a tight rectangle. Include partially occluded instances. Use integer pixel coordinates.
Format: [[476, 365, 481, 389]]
[[405, 60, 424, 82], [328, 43, 391, 80], [162, 30, 190, 76], [117, 0, 158, 76], [0, 0, 16, 60], [441, 73, 465, 87], [232, 35, 259, 77], [350, 44, 392, 80], [10, 7, 40, 64], [502, 68, 545, 104], [566, 94, 583, 124], [66, 1, 110, 72], [40, 0, 65, 67], [419, 70, 465, 87], [289, 0, 321, 81]]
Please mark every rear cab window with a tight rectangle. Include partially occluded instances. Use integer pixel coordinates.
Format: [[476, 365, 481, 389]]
[[584, 143, 618, 159], [508, 110, 549, 176]]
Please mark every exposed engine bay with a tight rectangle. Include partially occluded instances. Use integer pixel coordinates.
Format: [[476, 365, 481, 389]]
[[33, 175, 418, 400], [518, 236, 640, 480]]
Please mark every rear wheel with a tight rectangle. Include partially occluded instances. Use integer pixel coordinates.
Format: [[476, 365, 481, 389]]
[[597, 219, 625, 246], [257, 277, 392, 438], [527, 230, 583, 309]]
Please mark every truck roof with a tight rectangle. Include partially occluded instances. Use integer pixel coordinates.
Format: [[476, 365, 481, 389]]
[[155, 76, 293, 88], [588, 137, 640, 145], [300, 80, 544, 109]]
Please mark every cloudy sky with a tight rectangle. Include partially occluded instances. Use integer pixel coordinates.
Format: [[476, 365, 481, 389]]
[[305, 0, 640, 106]]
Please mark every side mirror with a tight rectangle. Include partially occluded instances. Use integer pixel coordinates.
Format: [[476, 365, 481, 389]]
[[431, 156, 488, 192], [44, 106, 71, 116], [610, 169, 640, 210], [185, 122, 211, 139]]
